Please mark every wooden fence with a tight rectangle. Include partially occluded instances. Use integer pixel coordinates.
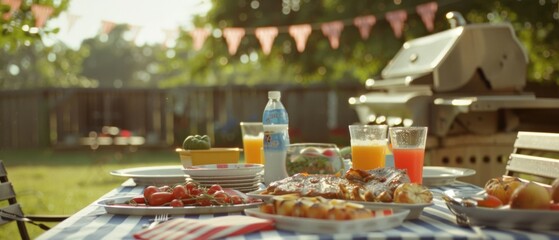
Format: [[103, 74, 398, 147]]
[[0, 84, 364, 149]]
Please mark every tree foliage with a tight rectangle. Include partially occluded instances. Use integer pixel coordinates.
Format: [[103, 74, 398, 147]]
[[0, 0, 96, 89], [0, 0, 558, 89], [160, 0, 559, 87], [0, 0, 69, 51], [80, 25, 163, 88]]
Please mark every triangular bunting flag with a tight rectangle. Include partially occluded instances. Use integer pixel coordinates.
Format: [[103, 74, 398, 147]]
[[353, 15, 376, 40], [2, 0, 21, 20], [31, 4, 54, 28], [66, 13, 80, 32], [288, 24, 312, 52], [255, 27, 278, 55], [321, 21, 344, 49], [223, 27, 245, 55], [385, 10, 407, 38], [416, 1, 438, 32], [189, 28, 210, 51], [101, 20, 115, 34]]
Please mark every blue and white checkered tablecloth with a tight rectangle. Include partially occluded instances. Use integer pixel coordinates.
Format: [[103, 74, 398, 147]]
[[36, 180, 559, 240]]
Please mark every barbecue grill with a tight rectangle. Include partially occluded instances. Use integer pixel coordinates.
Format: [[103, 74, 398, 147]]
[[349, 12, 559, 186]]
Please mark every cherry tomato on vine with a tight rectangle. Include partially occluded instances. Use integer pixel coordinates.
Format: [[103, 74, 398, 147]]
[[182, 198, 196, 205], [213, 191, 230, 204], [148, 192, 174, 206], [185, 182, 198, 192], [131, 195, 146, 204], [143, 186, 159, 199], [230, 195, 243, 205], [170, 199, 184, 207], [189, 187, 202, 196], [207, 184, 223, 195], [172, 185, 189, 199], [196, 195, 212, 206], [158, 185, 171, 192]]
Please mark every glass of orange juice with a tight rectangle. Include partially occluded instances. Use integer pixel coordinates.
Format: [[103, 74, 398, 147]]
[[389, 126, 428, 184], [240, 122, 264, 164], [348, 125, 388, 171]]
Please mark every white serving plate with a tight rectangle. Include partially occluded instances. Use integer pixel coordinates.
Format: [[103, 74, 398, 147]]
[[96, 196, 262, 216], [422, 166, 476, 186], [191, 174, 262, 181], [244, 208, 409, 234], [198, 181, 260, 189], [245, 190, 432, 219], [193, 177, 261, 185], [183, 164, 264, 177], [447, 203, 559, 230], [110, 165, 187, 186]]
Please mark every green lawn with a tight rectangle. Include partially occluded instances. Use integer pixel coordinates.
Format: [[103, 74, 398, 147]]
[[0, 148, 179, 239]]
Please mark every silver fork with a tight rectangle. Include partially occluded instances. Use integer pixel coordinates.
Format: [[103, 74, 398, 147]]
[[147, 214, 169, 229]]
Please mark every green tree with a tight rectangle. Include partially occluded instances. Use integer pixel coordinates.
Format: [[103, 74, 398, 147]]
[[0, 41, 93, 89], [0, 0, 94, 89], [80, 24, 163, 88], [0, 0, 69, 52]]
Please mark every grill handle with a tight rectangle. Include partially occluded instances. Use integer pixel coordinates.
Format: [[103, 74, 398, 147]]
[[446, 11, 466, 28]]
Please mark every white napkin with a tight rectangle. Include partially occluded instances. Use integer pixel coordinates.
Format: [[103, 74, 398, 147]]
[[133, 215, 274, 240]]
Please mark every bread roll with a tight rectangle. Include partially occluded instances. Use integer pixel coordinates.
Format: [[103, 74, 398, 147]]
[[393, 183, 433, 204]]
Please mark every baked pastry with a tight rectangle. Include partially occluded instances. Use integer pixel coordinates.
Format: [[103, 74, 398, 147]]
[[260, 195, 393, 220], [393, 183, 433, 204], [263, 168, 410, 203]]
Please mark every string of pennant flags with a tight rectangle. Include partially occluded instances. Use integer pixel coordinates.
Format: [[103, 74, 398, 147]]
[[194, 1, 438, 55], [2, 0, 438, 54], [2, 0, 54, 28]]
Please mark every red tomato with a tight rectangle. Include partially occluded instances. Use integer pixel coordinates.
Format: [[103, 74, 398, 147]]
[[207, 184, 223, 195], [158, 185, 171, 192], [196, 195, 212, 206], [172, 185, 189, 199], [476, 195, 503, 208], [143, 186, 159, 199], [170, 199, 184, 207], [322, 149, 336, 157], [185, 182, 198, 192], [148, 192, 174, 206], [230, 195, 244, 205], [213, 191, 230, 205], [182, 198, 196, 205], [189, 187, 202, 196], [131, 195, 146, 204]]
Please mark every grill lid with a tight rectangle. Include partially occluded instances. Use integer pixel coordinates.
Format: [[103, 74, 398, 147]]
[[378, 23, 528, 93]]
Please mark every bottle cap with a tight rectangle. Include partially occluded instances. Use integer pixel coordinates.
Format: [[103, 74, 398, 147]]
[[268, 91, 281, 99]]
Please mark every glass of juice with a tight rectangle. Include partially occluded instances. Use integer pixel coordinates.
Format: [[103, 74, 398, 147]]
[[389, 126, 428, 184], [240, 122, 264, 164], [348, 124, 388, 170]]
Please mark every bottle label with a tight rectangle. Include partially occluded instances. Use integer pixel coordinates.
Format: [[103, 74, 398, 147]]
[[263, 109, 288, 125], [263, 131, 288, 151]]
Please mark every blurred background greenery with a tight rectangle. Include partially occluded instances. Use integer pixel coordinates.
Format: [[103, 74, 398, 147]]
[[1, 0, 558, 89]]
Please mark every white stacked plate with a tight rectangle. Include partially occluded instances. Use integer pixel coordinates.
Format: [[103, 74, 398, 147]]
[[183, 164, 264, 193]]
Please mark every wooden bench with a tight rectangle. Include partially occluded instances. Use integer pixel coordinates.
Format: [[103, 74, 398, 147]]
[[505, 131, 559, 185]]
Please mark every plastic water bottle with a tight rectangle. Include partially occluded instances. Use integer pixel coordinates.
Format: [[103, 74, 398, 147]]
[[262, 91, 290, 185]]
